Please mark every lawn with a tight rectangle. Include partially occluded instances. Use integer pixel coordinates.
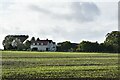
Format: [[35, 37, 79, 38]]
[[1, 51, 119, 80]]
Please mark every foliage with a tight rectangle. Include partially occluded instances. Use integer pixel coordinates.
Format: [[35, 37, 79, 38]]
[[24, 40, 31, 50], [76, 31, 120, 53], [2, 36, 14, 50], [2, 31, 120, 53], [12, 38, 24, 50], [57, 41, 77, 52], [2, 35, 29, 51], [76, 41, 100, 52], [57, 41, 72, 52], [104, 31, 120, 53]]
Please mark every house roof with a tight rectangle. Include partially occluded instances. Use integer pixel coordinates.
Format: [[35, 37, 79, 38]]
[[31, 39, 55, 45]]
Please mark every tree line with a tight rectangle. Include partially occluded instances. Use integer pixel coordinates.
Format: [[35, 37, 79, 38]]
[[2, 31, 120, 53], [57, 31, 120, 53]]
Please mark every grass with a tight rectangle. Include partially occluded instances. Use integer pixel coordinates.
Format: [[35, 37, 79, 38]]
[[1, 51, 119, 80]]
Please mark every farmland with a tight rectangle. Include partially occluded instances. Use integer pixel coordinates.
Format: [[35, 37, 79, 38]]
[[1, 51, 119, 80]]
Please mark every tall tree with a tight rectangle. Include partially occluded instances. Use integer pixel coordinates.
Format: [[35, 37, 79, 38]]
[[24, 40, 31, 50], [104, 31, 120, 53], [2, 36, 14, 50], [11, 38, 24, 50], [76, 41, 100, 52], [57, 41, 72, 52], [2, 35, 28, 50]]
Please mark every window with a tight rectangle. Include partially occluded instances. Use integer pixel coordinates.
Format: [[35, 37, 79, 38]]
[[33, 43, 35, 45], [35, 43, 37, 45], [41, 43, 43, 45], [37, 43, 39, 45], [53, 47, 55, 48]]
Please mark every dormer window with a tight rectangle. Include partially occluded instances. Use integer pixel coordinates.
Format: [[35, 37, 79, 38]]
[[37, 43, 39, 45], [41, 43, 43, 45], [33, 43, 35, 45]]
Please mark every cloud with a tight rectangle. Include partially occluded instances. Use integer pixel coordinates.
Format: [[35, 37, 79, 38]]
[[0, 1, 118, 49], [0, 0, 15, 10], [29, 5, 51, 14], [70, 2, 100, 22], [29, 2, 100, 22]]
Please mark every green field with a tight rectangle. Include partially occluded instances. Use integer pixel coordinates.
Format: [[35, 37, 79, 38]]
[[1, 51, 119, 80]]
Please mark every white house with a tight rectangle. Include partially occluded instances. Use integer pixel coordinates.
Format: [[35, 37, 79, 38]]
[[30, 39, 56, 51]]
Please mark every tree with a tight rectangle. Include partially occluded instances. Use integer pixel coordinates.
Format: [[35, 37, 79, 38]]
[[76, 41, 100, 52], [2, 36, 14, 50], [57, 41, 72, 52], [11, 38, 24, 50], [2, 35, 29, 50], [104, 31, 120, 53], [24, 40, 31, 50], [70, 43, 78, 52]]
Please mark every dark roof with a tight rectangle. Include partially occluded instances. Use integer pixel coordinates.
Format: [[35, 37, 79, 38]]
[[31, 40, 55, 45], [71, 43, 79, 45], [53, 42, 56, 44], [57, 43, 78, 46]]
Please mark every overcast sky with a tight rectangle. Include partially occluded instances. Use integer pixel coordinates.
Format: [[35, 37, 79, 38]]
[[0, 0, 118, 49]]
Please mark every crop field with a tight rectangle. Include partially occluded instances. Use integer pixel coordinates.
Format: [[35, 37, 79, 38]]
[[1, 51, 119, 80]]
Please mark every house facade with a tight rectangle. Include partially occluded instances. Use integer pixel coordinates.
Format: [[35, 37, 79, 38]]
[[30, 39, 56, 51]]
